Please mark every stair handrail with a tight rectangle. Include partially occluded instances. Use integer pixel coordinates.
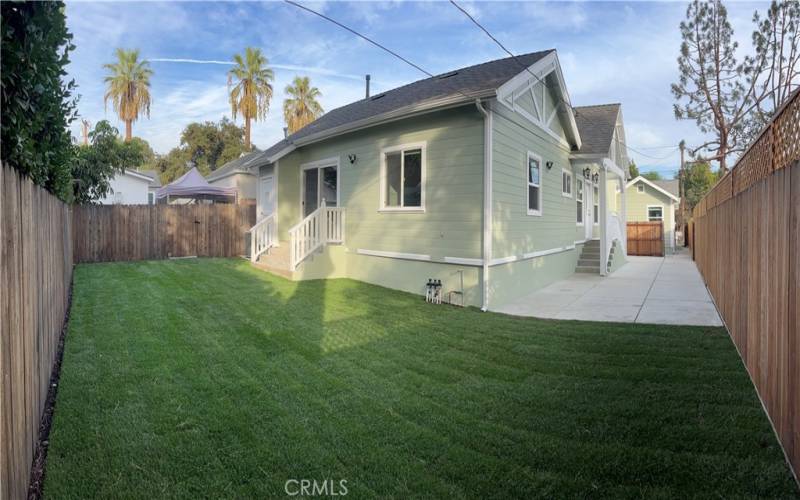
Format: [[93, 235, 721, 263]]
[[249, 214, 276, 263], [289, 199, 327, 271]]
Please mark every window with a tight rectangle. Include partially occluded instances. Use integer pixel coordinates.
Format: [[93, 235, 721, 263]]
[[637, 184, 645, 193], [648, 206, 664, 221], [148, 192, 155, 205], [561, 169, 572, 198], [114, 191, 123, 205], [381, 143, 425, 211], [593, 184, 599, 225], [526, 152, 542, 215], [576, 178, 584, 225]]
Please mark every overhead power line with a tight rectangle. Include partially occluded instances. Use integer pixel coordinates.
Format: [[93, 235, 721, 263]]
[[284, 0, 485, 104]]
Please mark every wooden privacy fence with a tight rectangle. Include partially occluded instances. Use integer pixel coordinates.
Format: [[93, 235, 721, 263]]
[[626, 222, 664, 256], [1, 164, 73, 499], [691, 90, 800, 480], [72, 204, 256, 263]]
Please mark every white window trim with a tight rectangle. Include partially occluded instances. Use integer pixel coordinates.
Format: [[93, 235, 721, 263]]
[[637, 183, 645, 193], [593, 182, 600, 226], [300, 156, 340, 214], [561, 168, 573, 198], [647, 204, 664, 222], [379, 141, 426, 213], [576, 177, 584, 226], [526, 151, 543, 216]]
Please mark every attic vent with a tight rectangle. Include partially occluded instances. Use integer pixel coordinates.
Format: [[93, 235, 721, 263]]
[[370, 93, 386, 101], [437, 71, 458, 79]]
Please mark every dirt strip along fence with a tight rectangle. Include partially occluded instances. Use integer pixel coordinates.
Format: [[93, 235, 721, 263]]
[[1, 164, 74, 499], [72, 204, 256, 263], [690, 91, 800, 480]]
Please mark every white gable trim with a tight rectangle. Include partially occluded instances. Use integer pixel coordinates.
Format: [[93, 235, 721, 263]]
[[626, 175, 680, 202], [496, 51, 581, 150]]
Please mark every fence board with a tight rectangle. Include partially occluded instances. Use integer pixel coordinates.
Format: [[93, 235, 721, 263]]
[[71, 204, 255, 263], [690, 89, 800, 481], [626, 222, 664, 256], [1, 163, 73, 499]]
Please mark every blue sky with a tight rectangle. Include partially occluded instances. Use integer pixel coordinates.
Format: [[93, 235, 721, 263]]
[[64, 0, 768, 177]]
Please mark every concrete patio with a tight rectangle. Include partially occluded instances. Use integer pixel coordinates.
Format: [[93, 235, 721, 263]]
[[496, 251, 723, 326]]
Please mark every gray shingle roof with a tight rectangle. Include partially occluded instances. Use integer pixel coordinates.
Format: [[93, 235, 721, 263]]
[[256, 50, 555, 162], [136, 170, 161, 188], [652, 179, 679, 197], [573, 103, 620, 155], [206, 151, 261, 181]]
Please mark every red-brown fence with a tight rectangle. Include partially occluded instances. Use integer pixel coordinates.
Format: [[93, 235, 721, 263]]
[[626, 222, 664, 256], [72, 204, 256, 263], [1, 164, 73, 499], [691, 91, 800, 480]]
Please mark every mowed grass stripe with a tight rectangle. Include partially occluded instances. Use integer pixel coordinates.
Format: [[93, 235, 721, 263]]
[[43, 259, 799, 499]]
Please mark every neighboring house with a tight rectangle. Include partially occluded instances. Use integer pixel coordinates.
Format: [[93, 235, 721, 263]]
[[206, 152, 260, 206], [100, 169, 155, 205], [138, 170, 161, 204], [245, 49, 630, 311], [623, 176, 680, 253]]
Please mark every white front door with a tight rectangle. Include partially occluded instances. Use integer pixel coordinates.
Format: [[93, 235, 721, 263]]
[[584, 181, 593, 240], [258, 175, 274, 220]]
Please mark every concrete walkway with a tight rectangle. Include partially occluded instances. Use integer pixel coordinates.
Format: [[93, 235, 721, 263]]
[[495, 251, 723, 326]]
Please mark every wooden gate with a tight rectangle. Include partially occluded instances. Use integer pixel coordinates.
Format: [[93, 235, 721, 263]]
[[626, 221, 663, 256]]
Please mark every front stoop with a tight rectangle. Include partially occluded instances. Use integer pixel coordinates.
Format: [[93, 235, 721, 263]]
[[575, 240, 615, 274], [251, 242, 293, 279]]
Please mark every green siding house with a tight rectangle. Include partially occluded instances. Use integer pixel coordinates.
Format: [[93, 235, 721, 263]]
[[623, 176, 680, 253], [245, 50, 631, 310]]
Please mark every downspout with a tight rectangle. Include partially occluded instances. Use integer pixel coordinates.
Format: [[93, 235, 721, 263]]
[[475, 99, 492, 311]]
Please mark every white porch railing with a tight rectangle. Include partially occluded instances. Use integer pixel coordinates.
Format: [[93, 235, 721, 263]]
[[289, 199, 345, 271], [249, 214, 277, 263]]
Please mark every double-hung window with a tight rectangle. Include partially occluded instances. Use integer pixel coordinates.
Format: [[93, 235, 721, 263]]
[[576, 178, 584, 225], [593, 184, 599, 225], [648, 206, 664, 221], [381, 143, 425, 211], [527, 152, 542, 215], [561, 169, 572, 198]]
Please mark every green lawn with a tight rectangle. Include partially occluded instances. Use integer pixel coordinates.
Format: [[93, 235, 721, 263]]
[[44, 259, 798, 499]]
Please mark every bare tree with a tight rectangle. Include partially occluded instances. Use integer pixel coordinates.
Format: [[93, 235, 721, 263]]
[[748, 0, 800, 123], [672, 0, 800, 172]]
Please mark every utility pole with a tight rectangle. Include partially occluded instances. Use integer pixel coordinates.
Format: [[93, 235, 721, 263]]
[[679, 140, 687, 246]]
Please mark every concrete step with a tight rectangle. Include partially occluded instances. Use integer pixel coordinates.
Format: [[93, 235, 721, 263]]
[[251, 260, 293, 279], [577, 259, 600, 267], [575, 265, 600, 273]]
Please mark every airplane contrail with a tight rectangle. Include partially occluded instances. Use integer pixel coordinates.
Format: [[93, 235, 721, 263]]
[[150, 58, 364, 81]]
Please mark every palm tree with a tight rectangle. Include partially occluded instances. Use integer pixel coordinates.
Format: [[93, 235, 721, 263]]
[[283, 76, 324, 134], [228, 47, 274, 150], [103, 48, 153, 141]]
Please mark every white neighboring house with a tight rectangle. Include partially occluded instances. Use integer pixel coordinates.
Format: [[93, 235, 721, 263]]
[[100, 169, 160, 205], [206, 152, 260, 204]]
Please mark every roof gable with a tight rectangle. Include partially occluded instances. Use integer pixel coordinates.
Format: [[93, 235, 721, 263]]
[[495, 51, 581, 149], [573, 103, 620, 156], [626, 176, 680, 202]]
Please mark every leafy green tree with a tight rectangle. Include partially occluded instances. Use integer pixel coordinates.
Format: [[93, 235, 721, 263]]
[[642, 171, 663, 181], [154, 118, 248, 183], [70, 121, 154, 204], [103, 48, 153, 141], [1, 1, 78, 200], [683, 162, 720, 210], [228, 47, 274, 150], [628, 160, 640, 178], [180, 118, 246, 174]]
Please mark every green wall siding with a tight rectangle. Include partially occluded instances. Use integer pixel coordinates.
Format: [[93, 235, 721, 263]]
[[274, 107, 484, 260], [491, 100, 581, 258]]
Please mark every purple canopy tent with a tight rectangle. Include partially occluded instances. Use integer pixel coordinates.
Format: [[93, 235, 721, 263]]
[[156, 167, 236, 204]]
